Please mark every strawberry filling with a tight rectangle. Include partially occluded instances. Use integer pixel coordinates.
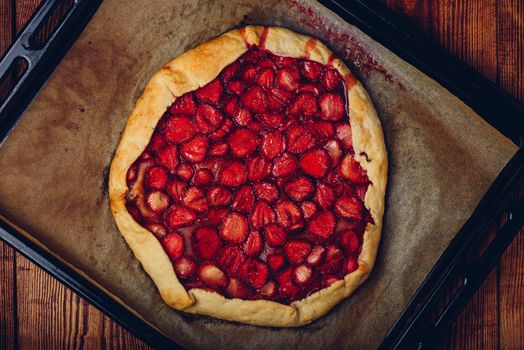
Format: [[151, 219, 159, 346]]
[[125, 47, 371, 304]]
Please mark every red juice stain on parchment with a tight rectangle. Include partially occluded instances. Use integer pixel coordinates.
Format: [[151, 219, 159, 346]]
[[288, 0, 406, 91]]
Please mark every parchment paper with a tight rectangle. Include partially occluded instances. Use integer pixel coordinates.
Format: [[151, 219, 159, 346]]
[[0, 0, 517, 349]]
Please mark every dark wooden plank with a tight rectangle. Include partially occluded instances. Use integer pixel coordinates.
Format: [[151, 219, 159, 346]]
[[15, 0, 41, 34], [0, 242, 16, 350]]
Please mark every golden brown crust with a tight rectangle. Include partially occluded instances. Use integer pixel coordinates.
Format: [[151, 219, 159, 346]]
[[109, 25, 387, 327]]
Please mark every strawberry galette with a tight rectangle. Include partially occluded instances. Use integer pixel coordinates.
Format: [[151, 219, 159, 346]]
[[109, 26, 387, 327]]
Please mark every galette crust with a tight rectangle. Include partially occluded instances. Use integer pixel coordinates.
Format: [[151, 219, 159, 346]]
[[109, 26, 387, 327]]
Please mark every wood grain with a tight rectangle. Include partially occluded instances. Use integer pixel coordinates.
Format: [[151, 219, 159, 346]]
[[0, 242, 16, 350]]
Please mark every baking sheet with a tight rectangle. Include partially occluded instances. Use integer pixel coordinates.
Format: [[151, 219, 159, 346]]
[[0, 0, 517, 348]]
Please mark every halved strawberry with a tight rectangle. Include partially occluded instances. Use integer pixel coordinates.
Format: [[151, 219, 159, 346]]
[[246, 119, 264, 132], [195, 79, 223, 104], [164, 116, 196, 144], [228, 129, 258, 158], [144, 223, 168, 240], [223, 95, 240, 117], [321, 69, 341, 90], [227, 80, 245, 95], [267, 87, 294, 111], [207, 186, 232, 206], [195, 103, 223, 133], [318, 244, 344, 274], [174, 256, 197, 279], [284, 176, 314, 202], [148, 134, 166, 152], [166, 205, 197, 229], [193, 168, 212, 185], [261, 131, 285, 160], [250, 201, 276, 229], [176, 163, 194, 181], [307, 211, 336, 239], [226, 278, 251, 299], [239, 259, 269, 289], [166, 179, 186, 202], [298, 84, 323, 96], [287, 93, 318, 119], [314, 182, 335, 209], [319, 93, 345, 121], [243, 230, 263, 257], [231, 185, 255, 213], [355, 184, 368, 201], [339, 153, 368, 184], [274, 56, 297, 66], [344, 257, 359, 274], [220, 212, 248, 244], [276, 67, 300, 91], [221, 61, 239, 81], [286, 125, 315, 154], [241, 86, 268, 114], [324, 139, 342, 164], [241, 65, 258, 82], [182, 186, 208, 212], [193, 227, 222, 260], [306, 245, 326, 266], [253, 182, 278, 203], [217, 246, 246, 277], [259, 281, 277, 298], [256, 68, 275, 88], [301, 201, 318, 220], [162, 233, 185, 260], [169, 93, 195, 115], [293, 264, 313, 285], [233, 108, 252, 126], [338, 230, 360, 254], [335, 197, 363, 220], [264, 224, 287, 247], [247, 156, 272, 181], [300, 60, 322, 81], [277, 267, 299, 296], [126, 164, 137, 185], [268, 254, 286, 271], [146, 191, 170, 212], [241, 49, 267, 64], [209, 118, 233, 140], [300, 149, 330, 178], [336, 123, 352, 149], [209, 142, 229, 157], [259, 58, 276, 69], [139, 150, 154, 161], [322, 275, 340, 288], [275, 200, 303, 231], [208, 207, 229, 225], [219, 161, 247, 187], [199, 263, 228, 288], [257, 112, 283, 128], [145, 166, 168, 190], [180, 136, 209, 163], [284, 240, 312, 265], [272, 153, 298, 178], [157, 145, 179, 172]]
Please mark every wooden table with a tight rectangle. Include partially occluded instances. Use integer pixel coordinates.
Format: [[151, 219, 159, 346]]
[[0, 1, 522, 348]]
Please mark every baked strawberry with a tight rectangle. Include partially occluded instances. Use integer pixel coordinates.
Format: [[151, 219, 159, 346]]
[[231, 185, 255, 213], [307, 211, 336, 239], [239, 259, 269, 289], [242, 86, 268, 114], [207, 207, 229, 225], [321, 69, 341, 90], [287, 93, 318, 118], [176, 163, 194, 181], [267, 87, 293, 110], [318, 244, 344, 274], [274, 55, 297, 66], [157, 145, 179, 172], [145, 166, 168, 190], [223, 95, 240, 117], [286, 125, 315, 154], [299, 149, 330, 178], [199, 263, 228, 288], [325, 139, 342, 164], [261, 131, 285, 160], [162, 233, 184, 260], [227, 80, 245, 95], [253, 182, 278, 203], [250, 201, 276, 229], [180, 136, 209, 163], [336, 123, 352, 149], [193, 168, 213, 185], [243, 230, 263, 257], [166, 205, 197, 229], [166, 179, 186, 202], [256, 68, 275, 88], [300, 61, 322, 81], [309, 121, 335, 139], [146, 191, 170, 213], [233, 108, 252, 126], [284, 241, 312, 265], [207, 186, 232, 206], [306, 245, 326, 266], [221, 61, 239, 82], [293, 264, 313, 285], [169, 93, 195, 115], [275, 200, 303, 231], [241, 64, 258, 82], [228, 129, 258, 158], [174, 256, 197, 279], [277, 267, 299, 297], [344, 257, 359, 274], [257, 112, 284, 128], [220, 212, 248, 243], [314, 182, 335, 209], [246, 119, 264, 132], [193, 227, 222, 260], [183, 186, 208, 212], [259, 281, 277, 298], [195, 79, 223, 104], [276, 67, 300, 91], [209, 142, 229, 157], [298, 83, 323, 96], [209, 119, 233, 140], [264, 224, 287, 247], [338, 230, 360, 254], [268, 254, 286, 271], [339, 153, 368, 184], [144, 223, 168, 240], [284, 176, 314, 202], [195, 103, 223, 133], [226, 278, 251, 299], [148, 134, 167, 152], [217, 246, 246, 277], [272, 153, 298, 177], [219, 161, 247, 187], [247, 156, 272, 181], [164, 116, 197, 144], [301, 201, 318, 220], [319, 93, 345, 121], [322, 275, 340, 288], [335, 197, 363, 220]]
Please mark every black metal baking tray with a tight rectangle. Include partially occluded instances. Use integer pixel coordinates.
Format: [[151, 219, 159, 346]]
[[0, 0, 522, 349]]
